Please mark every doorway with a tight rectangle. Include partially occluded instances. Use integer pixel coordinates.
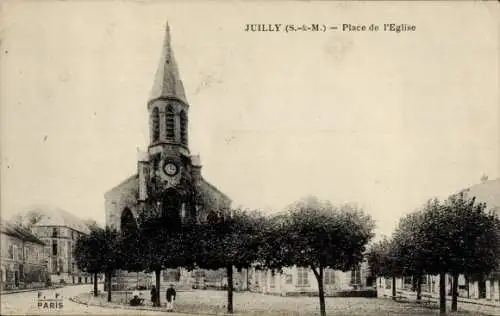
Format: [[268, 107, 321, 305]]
[[478, 280, 486, 299], [14, 271, 19, 287]]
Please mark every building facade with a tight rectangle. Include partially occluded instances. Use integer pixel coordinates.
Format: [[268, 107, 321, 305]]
[[248, 262, 372, 296], [104, 23, 231, 291], [29, 208, 93, 285], [0, 221, 49, 291]]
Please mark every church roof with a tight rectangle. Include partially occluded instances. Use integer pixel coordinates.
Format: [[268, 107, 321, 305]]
[[198, 177, 231, 203], [195, 176, 232, 210], [104, 174, 139, 198], [149, 22, 188, 106]]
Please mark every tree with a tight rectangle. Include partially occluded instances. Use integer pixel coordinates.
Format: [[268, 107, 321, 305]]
[[366, 237, 406, 300], [366, 237, 392, 289], [10, 209, 45, 228], [137, 215, 196, 307], [194, 209, 263, 314], [74, 234, 98, 296], [83, 218, 100, 230], [74, 226, 122, 301], [418, 193, 500, 313], [119, 218, 143, 274], [260, 197, 375, 316], [390, 211, 427, 301]]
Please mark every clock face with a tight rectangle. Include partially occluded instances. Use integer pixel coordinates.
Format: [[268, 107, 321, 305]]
[[163, 162, 178, 176]]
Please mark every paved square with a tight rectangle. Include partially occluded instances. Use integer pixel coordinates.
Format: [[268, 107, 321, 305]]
[[72, 287, 500, 316]]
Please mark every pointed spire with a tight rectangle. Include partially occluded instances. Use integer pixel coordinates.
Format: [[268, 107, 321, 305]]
[[149, 21, 188, 105]]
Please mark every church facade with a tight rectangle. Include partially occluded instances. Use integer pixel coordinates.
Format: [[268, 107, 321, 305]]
[[104, 23, 231, 290]]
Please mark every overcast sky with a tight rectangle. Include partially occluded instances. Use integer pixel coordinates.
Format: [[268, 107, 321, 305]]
[[1, 1, 499, 238]]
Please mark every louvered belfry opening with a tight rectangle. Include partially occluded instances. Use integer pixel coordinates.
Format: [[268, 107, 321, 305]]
[[151, 107, 160, 142], [180, 110, 188, 145], [165, 105, 175, 139]]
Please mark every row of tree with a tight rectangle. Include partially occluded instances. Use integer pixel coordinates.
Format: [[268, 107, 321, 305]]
[[74, 196, 375, 316], [367, 192, 500, 314]]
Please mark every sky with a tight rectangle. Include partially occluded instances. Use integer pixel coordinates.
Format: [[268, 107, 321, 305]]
[[1, 1, 499, 239]]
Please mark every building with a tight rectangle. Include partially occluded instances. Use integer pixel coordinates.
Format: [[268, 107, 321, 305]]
[[377, 177, 500, 302], [248, 262, 372, 296], [29, 208, 93, 285], [0, 220, 49, 291], [104, 23, 231, 291]]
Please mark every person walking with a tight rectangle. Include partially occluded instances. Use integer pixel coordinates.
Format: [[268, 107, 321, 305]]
[[150, 285, 157, 306], [166, 283, 176, 312]]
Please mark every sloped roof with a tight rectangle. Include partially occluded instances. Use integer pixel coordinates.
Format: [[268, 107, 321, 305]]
[[148, 22, 188, 106], [0, 220, 45, 245], [104, 174, 139, 198], [23, 206, 91, 234], [195, 176, 232, 210], [198, 177, 231, 203], [462, 178, 500, 215]]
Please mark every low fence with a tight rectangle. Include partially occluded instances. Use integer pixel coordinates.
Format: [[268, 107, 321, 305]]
[[284, 289, 377, 298], [1, 281, 46, 291]]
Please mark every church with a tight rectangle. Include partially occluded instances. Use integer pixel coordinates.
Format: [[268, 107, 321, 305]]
[[104, 23, 231, 290]]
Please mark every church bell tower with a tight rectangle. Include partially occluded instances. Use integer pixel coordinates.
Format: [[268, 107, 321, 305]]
[[141, 22, 197, 222]]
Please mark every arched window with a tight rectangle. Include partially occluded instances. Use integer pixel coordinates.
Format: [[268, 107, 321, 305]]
[[151, 107, 160, 142], [120, 208, 138, 238], [165, 105, 175, 139], [180, 110, 188, 145]]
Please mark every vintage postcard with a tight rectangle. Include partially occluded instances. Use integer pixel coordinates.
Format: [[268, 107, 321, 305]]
[[1, 1, 499, 315]]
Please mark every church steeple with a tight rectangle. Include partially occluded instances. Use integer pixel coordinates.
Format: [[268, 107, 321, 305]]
[[147, 22, 189, 153], [148, 22, 188, 107]]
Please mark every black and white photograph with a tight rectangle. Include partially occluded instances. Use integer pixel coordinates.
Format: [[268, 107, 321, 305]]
[[1, 1, 499, 315]]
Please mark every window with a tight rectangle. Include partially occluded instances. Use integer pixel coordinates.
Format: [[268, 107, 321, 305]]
[[52, 227, 58, 238], [270, 271, 275, 288], [351, 266, 361, 285], [165, 105, 175, 139], [385, 277, 392, 289], [285, 274, 293, 284], [180, 110, 188, 145], [324, 269, 335, 285], [151, 107, 160, 141], [52, 240, 58, 256], [297, 267, 309, 286], [59, 242, 65, 258], [8, 244, 14, 259]]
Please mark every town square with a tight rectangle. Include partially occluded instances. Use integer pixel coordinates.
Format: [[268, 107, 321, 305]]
[[1, 1, 499, 315]]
